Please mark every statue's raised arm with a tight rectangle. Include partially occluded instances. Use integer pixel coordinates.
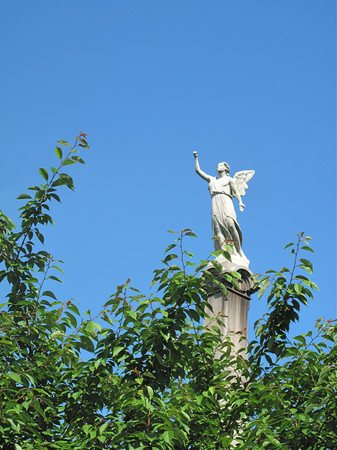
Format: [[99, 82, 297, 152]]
[[193, 151, 211, 182]]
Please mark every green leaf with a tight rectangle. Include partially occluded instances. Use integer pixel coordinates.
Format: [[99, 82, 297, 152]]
[[63, 159, 77, 166], [17, 193, 32, 200], [39, 168, 49, 181], [28, 185, 41, 191], [50, 331, 66, 339], [164, 243, 177, 253], [68, 303, 80, 316], [55, 146, 63, 159], [112, 347, 124, 357], [126, 310, 137, 321], [23, 373, 36, 387], [258, 281, 270, 299], [42, 290, 57, 300], [209, 386, 215, 395], [294, 335, 306, 345], [186, 261, 195, 266], [48, 275, 62, 283], [185, 231, 197, 237], [294, 284, 302, 295], [57, 140, 70, 146], [219, 282, 227, 297], [220, 249, 232, 261], [82, 424, 90, 435], [35, 229, 44, 244], [195, 262, 208, 272], [60, 173, 74, 190], [79, 335, 95, 352], [187, 309, 200, 322], [8, 372, 21, 383], [50, 193, 61, 202], [64, 312, 77, 328], [232, 271, 242, 280], [71, 156, 86, 164], [8, 418, 20, 433], [256, 325, 264, 337], [85, 322, 98, 338], [147, 386, 154, 401], [168, 264, 181, 271], [294, 275, 310, 281], [301, 245, 314, 253], [163, 254, 179, 263], [163, 430, 174, 444], [99, 422, 108, 435], [52, 264, 64, 273], [52, 173, 75, 190], [211, 260, 223, 274], [299, 258, 313, 274]]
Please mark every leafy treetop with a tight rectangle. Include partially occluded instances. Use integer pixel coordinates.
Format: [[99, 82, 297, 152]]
[[0, 136, 335, 449]]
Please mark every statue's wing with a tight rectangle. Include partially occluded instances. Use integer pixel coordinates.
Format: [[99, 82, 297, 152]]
[[233, 170, 255, 196]]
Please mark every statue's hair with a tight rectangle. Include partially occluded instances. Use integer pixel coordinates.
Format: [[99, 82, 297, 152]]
[[217, 162, 230, 173]]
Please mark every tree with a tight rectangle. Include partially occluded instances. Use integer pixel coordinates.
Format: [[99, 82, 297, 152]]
[[0, 135, 335, 449]]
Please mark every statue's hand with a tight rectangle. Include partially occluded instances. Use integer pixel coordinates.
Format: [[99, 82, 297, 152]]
[[239, 202, 245, 212], [193, 151, 198, 159]]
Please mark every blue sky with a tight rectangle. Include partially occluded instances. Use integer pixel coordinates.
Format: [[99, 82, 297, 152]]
[[1, 1, 336, 339]]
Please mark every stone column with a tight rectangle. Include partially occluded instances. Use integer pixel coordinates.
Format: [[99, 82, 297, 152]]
[[204, 261, 257, 447], [204, 260, 257, 358]]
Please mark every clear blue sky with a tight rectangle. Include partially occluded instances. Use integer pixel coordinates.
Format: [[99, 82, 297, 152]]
[[1, 1, 336, 339]]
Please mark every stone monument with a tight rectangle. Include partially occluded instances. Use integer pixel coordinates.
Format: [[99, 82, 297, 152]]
[[193, 151, 256, 356]]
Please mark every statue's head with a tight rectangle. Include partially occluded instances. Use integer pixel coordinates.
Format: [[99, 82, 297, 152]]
[[217, 162, 230, 175]]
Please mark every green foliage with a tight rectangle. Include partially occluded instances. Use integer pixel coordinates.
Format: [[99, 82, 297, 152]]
[[0, 136, 335, 449]]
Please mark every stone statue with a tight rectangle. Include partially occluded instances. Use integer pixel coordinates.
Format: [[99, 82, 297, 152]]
[[193, 151, 254, 264]]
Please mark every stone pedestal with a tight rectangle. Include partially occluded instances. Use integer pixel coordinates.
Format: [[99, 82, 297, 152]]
[[204, 258, 257, 358]]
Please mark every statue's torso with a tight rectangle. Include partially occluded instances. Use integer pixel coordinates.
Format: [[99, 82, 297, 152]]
[[208, 176, 232, 197]]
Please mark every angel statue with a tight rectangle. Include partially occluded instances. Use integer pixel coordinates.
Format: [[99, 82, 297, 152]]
[[193, 151, 254, 263]]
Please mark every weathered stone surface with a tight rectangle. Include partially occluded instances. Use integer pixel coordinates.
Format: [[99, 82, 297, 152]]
[[204, 261, 257, 358]]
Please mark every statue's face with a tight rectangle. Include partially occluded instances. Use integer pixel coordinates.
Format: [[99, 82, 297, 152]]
[[217, 162, 229, 174]]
